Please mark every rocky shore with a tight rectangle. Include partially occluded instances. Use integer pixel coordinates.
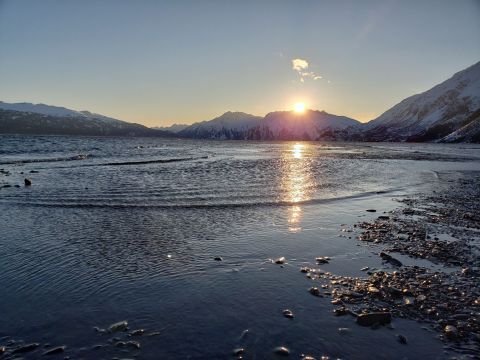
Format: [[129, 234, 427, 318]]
[[298, 171, 480, 358]]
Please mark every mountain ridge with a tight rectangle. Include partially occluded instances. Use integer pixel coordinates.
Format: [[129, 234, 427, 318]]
[[1, 61, 479, 141]]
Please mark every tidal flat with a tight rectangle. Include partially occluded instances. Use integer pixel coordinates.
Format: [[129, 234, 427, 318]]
[[0, 136, 479, 359]]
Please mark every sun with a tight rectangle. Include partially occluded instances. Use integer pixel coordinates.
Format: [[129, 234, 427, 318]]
[[294, 102, 306, 113]]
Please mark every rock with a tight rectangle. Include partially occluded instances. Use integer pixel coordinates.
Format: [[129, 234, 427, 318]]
[[273, 346, 290, 356], [13, 343, 40, 353], [300, 267, 310, 273], [444, 325, 458, 339], [93, 326, 106, 333], [333, 307, 348, 316], [233, 348, 245, 356], [379, 252, 402, 267], [366, 209, 377, 212], [274, 257, 286, 264], [131, 329, 145, 336], [214, 257, 223, 261], [43, 346, 66, 355], [30, 170, 39, 173], [126, 341, 140, 349], [397, 334, 407, 344], [302, 356, 316, 360], [0, 346, 5, 354], [378, 216, 390, 220], [315, 256, 330, 264], [282, 309, 294, 318], [360, 267, 369, 271], [356, 312, 392, 327], [108, 320, 128, 333], [308, 287, 322, 297], [24, 178, 32, 186]]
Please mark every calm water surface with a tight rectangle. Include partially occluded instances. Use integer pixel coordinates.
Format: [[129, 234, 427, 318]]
[[1, 136, 479, 359]]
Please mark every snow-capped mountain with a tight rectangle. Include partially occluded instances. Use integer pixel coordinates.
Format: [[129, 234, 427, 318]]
[[153, 123, 190, 133], [179, 112, 263, 139], [362, 61, 480, 142], [178, 110, 359, 140], [0, 101, 174, 137]]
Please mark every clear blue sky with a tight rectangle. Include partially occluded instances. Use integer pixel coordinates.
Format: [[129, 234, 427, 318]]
[[1, 0, 479, 126]]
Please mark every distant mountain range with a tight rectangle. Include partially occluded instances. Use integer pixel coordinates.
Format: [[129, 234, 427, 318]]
[[1, 61, 479, 142], [0, 102, 174, 137], [176, 110, 360, 141]]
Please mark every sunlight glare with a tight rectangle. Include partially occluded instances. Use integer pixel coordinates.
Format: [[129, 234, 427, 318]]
[[294, 102, 306, 113]]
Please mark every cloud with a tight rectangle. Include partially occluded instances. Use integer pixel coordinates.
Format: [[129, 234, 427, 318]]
[[291, 58, 323, 82], [292, 58, 309, 72]]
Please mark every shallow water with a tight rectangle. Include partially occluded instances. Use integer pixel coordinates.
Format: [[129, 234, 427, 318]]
[[1, 136, 479, 359]]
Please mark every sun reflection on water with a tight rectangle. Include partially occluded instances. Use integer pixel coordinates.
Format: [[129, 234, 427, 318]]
[[281, 142, 315, 232]]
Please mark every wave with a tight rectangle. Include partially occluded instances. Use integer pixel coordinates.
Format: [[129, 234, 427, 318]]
[[0, 188, 403, 210], [99, 156, 208, 166], [0, 154, 89, 165], [0, 155, 208, 167]]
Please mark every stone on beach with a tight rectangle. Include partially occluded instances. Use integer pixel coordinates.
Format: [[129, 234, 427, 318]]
[[379, 252, 402, 267], [108, 320, 128, 333], [273, 346, 290, 356], [315, 256, 330, 264], [356, 312, 392, 326], [308, 287, 322, 296]]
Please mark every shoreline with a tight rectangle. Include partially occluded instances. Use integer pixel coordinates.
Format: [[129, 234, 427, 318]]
[[293, 170, 480, 358]]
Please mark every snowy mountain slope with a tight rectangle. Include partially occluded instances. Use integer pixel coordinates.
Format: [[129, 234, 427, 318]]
[[363, 61, 480, 141], [0, 102, 175, 137], [0, 101, 125, 125], [178, 110, 360, 140], [178, 112, 263, 139], [154, 124, 189, 133], [248, 110, 360, 140], [438, 109, 480, 143]]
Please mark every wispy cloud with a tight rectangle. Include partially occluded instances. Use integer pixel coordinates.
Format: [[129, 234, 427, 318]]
[[291, 58, 323, 82]]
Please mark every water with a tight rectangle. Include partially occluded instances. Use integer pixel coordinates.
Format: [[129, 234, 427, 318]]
[[1, 135, 479, 359]]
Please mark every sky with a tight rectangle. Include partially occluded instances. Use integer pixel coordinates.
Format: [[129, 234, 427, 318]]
[[0, 0, 479, 127]]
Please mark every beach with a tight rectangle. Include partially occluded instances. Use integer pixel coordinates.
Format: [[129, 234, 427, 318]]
[[0, 136, 479, 359]]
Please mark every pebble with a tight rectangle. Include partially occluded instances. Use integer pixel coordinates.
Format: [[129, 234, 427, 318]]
[[308, 287, 322, 297], [366, 209, 377, 212], [214, 257, 223, 261], [282, 309, 294, 318], [108, 320, 128, 333], [131, 329, 145, 336], [233, 348, 245, 356], [379, 252, 402, 267], [24, 178, 32, 186], [273, 346, 290, 356], [356, 312, 392, 327], [275, 257, 286, 264], [315, 256, 330, 264], [397, 334, 407, 344], [444, 325, 458, 339]]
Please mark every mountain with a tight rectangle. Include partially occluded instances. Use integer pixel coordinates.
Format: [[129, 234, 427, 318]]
[[153, 123, 189, 133], [179, 112, 263, 139], [178, 110, 360, 140], [361, 61, 480, 142], [0, 102, 174, 137]]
